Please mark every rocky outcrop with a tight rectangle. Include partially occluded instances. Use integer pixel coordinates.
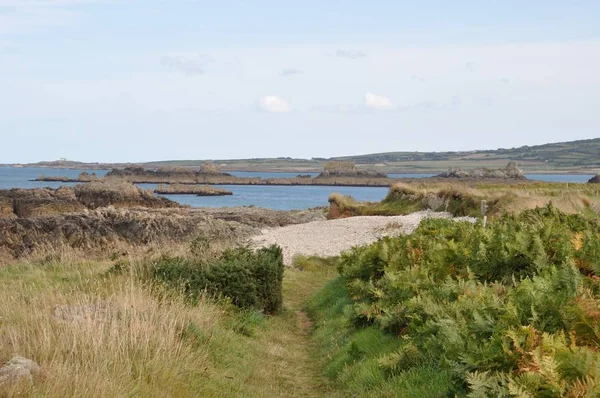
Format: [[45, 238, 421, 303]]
[[0, 182, 181, 219], [0, 204, 325, 262], [0, 207, 252, 260], [154, 184, 232, 196], [317, 161, 388, 178], [77, 171, 100, 182], [105, 165, 236, 184], [40, 165, 396, 187], [588, 175, 600, 183], [198, 162, 224, 175], [0, 356, 42, 387], [194, 206, 326, 227], [437, 162, 525, 180], [0, 187, 85, 218], [73, 180, 180, 209]]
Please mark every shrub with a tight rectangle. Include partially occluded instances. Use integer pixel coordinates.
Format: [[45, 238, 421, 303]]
[[334, 204, 600, 396], [151, 245, 284, 313]]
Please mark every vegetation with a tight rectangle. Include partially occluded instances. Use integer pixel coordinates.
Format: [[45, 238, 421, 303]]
[[5, 177, 600, 396], [154, 183, 233, 196], [311, 205, 600, 397], [149, 246, 285, 313], [0, 242, 338, 397], [16, 138, 600, 174], [317, 161, 387, 178], [331, 138, 600, 172], [329, 181, 600, 219]]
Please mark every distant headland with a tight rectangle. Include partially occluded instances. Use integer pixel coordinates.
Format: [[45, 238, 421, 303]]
[[4, 137, 600, 175]]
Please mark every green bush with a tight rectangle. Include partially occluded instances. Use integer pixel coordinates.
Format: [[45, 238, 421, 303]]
[[334, 204, 600, 396], [151, 245, 284, 313]]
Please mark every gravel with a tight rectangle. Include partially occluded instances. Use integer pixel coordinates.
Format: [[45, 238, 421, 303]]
[[251, 210, 476, 265]]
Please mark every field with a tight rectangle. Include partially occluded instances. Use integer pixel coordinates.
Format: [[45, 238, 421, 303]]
[[9, 138, 600, 174]]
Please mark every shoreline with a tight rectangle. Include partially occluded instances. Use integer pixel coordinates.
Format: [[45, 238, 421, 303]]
[[30, 176, 549, 188], [4, 164, 599, 176]]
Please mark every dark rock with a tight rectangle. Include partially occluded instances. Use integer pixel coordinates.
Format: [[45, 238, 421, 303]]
[[588, 175, 600, 183]]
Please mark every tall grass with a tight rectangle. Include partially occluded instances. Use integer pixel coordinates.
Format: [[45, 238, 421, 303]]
[[0, 258, 224, 397], [329, 181, 600, 219], [0, 244, 339, 397]]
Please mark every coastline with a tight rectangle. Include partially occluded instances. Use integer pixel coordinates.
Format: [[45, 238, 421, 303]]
[[5, 163, 598, 175]]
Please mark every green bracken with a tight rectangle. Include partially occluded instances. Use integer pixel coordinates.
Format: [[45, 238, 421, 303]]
[[316, 204, 600, 397]]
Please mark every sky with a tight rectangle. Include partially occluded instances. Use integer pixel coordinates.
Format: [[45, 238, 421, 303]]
[[1, 0, 599, 163]]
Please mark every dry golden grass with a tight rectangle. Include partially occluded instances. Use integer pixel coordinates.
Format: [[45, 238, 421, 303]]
[[0, 258, 224, 397], [0, 247, 339, 397], [331, 180, 600, 219]]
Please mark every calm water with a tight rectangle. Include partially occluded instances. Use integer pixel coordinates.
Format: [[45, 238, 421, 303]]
[[0, 167, 595, 210]]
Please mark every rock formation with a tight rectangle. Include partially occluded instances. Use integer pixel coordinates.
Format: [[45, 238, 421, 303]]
[[74, 180, 180, 209], [0, 181, 181, 219], [437, 162, 525, 179], [154, 183, 233, 196], [317, 161, 388, 178], [588, 175, 600, 183]]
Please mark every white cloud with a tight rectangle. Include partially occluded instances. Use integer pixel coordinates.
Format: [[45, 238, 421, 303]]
[[259, 95, 290, 113], [365, 92, 395, 111]]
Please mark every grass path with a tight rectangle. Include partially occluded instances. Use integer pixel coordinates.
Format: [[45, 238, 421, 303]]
[[229, 265, 338, 397]]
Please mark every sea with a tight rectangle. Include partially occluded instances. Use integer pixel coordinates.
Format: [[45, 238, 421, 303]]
[[0, 167, 595, 211]]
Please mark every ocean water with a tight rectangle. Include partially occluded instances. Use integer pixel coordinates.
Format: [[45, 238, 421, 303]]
[[0, 167, 108, 190], [138, 183, 389, 210], [0, 167, 595, 210]]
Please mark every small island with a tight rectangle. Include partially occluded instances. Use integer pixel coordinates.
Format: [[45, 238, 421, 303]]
[[436, 161, 526, 180], [154, 184, 233, 196]]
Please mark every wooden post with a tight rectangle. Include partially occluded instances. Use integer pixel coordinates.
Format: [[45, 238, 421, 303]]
[[481, 200, 488, 228]]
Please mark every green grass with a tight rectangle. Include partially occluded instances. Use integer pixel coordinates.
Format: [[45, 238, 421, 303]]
[[306, 278, 456, 397]]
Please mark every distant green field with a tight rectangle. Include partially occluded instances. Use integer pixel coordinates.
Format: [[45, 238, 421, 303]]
[[12, 138, 600, 174], [137, 138, 600, 174]]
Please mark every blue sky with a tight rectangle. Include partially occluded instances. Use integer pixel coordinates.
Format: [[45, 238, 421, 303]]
[[1, 0, 599, 162]]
